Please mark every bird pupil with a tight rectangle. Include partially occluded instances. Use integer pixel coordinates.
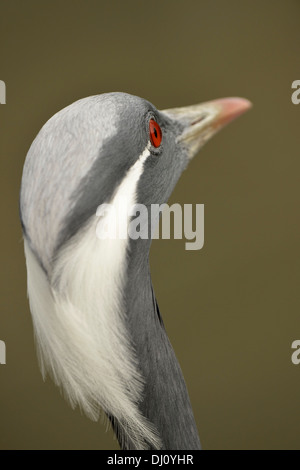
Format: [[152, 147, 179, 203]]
[[149, 119, 162, 148]]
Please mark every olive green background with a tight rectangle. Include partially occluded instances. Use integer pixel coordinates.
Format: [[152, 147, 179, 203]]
[[0, 0, 299, 450]]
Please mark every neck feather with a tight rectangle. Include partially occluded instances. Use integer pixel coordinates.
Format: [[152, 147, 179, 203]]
[[122, 243, 201, 449]]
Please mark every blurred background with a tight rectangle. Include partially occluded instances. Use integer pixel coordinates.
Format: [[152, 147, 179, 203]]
[[0, 0, 299, 450]]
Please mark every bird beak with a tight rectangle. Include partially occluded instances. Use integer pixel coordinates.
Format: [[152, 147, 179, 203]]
[[162, 97, 252, 159]]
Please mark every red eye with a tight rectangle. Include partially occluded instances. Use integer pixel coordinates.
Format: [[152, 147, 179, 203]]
[[149, 119, 162, 148]]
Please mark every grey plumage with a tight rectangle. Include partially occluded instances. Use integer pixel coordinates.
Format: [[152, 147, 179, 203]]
[[20, 92, 251, 449]]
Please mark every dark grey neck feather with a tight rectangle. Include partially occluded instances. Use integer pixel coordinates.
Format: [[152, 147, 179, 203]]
[[112, 238, 201, 450]]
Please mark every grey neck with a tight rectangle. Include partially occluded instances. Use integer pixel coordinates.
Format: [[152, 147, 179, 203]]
[[120, 238, 201, 450]]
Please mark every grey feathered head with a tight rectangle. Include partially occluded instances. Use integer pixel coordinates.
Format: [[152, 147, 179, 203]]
[[20, 92, 251, 449]]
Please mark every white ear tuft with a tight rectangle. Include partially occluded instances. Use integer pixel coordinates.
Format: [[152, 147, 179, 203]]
[[23, 142, 161, 449]]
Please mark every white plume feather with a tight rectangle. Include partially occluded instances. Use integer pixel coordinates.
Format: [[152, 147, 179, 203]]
[[24, 143, 161, 449]]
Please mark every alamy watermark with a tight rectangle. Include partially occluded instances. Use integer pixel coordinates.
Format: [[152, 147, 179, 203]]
[[291, 340, 300, 365], [0, 80, 6, 104], [0, 80, 6, 362], [96, 203, 204, 250], [0, 340, 6, 364], [291, 80, 300, 105]]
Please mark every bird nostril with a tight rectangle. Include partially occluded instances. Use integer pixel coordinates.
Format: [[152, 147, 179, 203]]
[[191, 115, 206, 126]]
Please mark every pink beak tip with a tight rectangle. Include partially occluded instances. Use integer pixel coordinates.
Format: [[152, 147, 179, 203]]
[[213, 97, 252, 127]]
